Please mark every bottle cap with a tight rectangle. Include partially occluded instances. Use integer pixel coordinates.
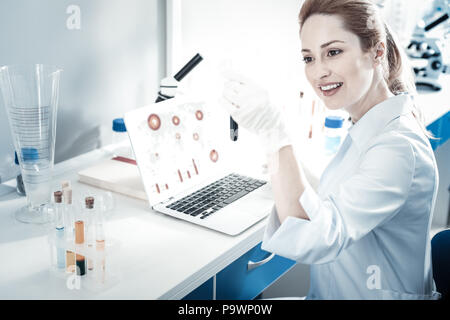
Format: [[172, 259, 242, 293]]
[[113, 118, 127, 132], [85, 196, 94, 209], [21, 147, 39, 161], [325, 116, 344, 129], [61, 181, 71, 189], [54, 191, 63, 203]]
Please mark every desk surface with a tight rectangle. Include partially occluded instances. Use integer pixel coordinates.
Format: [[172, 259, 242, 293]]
[[0, 148, 274, 299], [0, 82, 448, 299]]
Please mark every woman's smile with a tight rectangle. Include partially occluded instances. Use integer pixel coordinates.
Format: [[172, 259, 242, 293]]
[[319, 82, 344, 97]]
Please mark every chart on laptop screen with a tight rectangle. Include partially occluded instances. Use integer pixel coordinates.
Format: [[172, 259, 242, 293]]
[[124, 96, 230, 207]]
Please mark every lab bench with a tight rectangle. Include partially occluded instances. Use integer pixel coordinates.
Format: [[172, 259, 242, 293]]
[[0, 83, 448, 300], [0, 147, 296, 299]]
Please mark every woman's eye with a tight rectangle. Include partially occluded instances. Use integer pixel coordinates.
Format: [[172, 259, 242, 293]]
[[302, 56, 313, 64], [328, 49, 342, 57]]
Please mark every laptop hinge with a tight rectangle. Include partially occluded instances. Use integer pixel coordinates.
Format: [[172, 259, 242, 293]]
[[159, 196, 175, 206]]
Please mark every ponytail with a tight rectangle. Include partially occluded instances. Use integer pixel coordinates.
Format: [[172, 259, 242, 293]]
[[384, 23, 409, 95]]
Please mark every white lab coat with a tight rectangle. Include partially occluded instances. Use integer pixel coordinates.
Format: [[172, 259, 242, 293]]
[[261, 94, 441, 300]]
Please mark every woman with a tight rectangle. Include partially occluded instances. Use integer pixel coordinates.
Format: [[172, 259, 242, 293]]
[[221, 0, 440, 299]]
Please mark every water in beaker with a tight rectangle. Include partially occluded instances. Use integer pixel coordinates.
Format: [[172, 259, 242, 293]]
[[0, 64, 62, 224]]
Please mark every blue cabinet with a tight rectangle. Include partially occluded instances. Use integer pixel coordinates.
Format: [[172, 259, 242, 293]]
[[182, 277, 214, 300], [216, 242, 296, 300], [183, 242, 296, 300], [427, 111, 450, 150]]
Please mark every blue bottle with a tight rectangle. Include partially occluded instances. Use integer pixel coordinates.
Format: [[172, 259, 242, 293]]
[[324, 116, 345, 155]]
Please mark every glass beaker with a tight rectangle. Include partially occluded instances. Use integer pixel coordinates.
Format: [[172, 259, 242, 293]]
[[0, 64, 62, 224]]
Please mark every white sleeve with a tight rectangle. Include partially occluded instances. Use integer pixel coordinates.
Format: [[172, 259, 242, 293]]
[[261, 134, 415, 264]]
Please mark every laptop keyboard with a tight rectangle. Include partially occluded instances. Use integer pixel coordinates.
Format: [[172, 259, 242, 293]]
[[165, 173, 267, 220]]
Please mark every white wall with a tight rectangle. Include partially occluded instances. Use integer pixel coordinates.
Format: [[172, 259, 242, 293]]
[[432, 140, 450, 228], [177, 0, 305, 98], [0, 0, 166, 183]]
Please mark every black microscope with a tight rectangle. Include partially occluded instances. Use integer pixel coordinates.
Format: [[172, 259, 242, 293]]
[[406, 0, 450, 91]]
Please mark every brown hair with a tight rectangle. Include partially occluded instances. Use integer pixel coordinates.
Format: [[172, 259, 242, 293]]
[[299, 0, 433, 137]]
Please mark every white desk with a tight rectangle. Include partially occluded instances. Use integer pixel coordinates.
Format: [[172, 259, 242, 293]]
[[0, 82, 448, 299], [0, 147, 276, 299]]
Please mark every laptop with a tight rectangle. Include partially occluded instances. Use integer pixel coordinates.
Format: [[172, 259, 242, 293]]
[[123, 95, 274, 236]]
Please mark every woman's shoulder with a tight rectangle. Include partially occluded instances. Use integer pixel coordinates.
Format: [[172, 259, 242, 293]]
[[386, 111, 433, 152], [366, 114, 435, 169]]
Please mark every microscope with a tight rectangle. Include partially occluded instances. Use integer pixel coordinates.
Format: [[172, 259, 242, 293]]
[[406, 0, 450, 91]]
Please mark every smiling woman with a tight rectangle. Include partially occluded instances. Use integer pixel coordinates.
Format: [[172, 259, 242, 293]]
[[298, 0, 422, 123], [301, 13, 388, 118], [220, 0, 441, 300], [299, 0, 415, 93]]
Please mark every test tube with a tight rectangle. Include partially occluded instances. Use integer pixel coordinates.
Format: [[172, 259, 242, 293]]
[[308, 100, 315, 139], [63, 187, 76, 274], [85, 197, 95, 272], [54, 191, 65, 269], [75, 218, 86, 276], [95, 213, 106, 284]]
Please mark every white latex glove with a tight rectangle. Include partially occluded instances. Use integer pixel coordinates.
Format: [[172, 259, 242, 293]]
[[220, 71, 291, 156]]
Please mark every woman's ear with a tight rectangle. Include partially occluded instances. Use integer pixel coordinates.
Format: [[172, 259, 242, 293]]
[[373, 41, 386, 66]]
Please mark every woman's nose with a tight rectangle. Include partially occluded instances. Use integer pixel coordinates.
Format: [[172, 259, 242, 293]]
[[313, 61, 332, 81]]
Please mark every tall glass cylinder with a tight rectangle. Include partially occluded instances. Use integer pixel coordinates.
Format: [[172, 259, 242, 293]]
[[0, 64, 62, 224]]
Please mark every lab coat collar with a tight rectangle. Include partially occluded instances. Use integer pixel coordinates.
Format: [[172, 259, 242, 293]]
[[348, 94, 413, 151]]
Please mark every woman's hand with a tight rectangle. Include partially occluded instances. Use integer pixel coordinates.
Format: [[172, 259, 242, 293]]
[[220, 71, 291, 156], [220, 71, 309, 222]]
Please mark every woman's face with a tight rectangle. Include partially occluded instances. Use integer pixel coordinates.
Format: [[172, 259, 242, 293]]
[[300, 14, 375, 111]]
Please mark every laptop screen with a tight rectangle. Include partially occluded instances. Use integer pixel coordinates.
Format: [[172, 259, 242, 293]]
[[124, 95, 231, 207]]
